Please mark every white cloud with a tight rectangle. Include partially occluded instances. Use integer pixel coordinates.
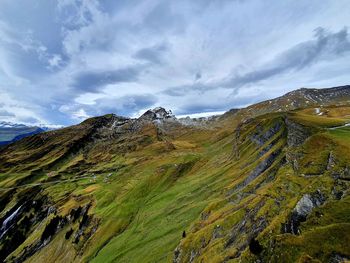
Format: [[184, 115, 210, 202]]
[[72, 108, 90, 120], [48, 54, 63, 68]]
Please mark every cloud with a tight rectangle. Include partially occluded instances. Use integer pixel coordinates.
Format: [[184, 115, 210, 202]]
[[17, 116, 40, 124], [59, 93, 157, 120], [163, 27, 350, 98], [72, 108, 91, 120], [224, 27, 350, 90], [48, 54, 63, 68], [194, 72, 202, 81], [71, 66, 144, 93], [168, 89, 264, 115], [133, 43, 168, 64], [92, 94, 158, 116], [0, 109, 15, 117]]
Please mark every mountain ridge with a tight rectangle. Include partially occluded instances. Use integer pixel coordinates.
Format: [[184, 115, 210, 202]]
[[0, 85, 349, 263]]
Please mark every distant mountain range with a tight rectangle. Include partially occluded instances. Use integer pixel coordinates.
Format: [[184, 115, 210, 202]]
[[0, 122, 62, 146]]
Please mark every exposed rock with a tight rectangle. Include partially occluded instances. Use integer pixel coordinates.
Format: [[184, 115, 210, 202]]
[[0, 205, 23, 239], [229, 149, 282, 195], [0, 187, 51, 262], [329, 252, 350, 263], [178, 114, 221, 127], [285, 151, 303, 173], [200, 211, 210, 221], [212, 225, 223, 239], [285, 118, 310, 147], [282, 190, 326, 234], [250, 122, 282, 147], [224, 200, 267, 258], [139, 107, 175, 122], [173, 246, 182, 263], [294, 195, 314, 218], [332, 187, 344, 200], [340, 166, 350, 181], [327, 151, 336, 170], [72, 203, 92, 244], [189, 250, 198, 263], [41, 215, 66, 242]]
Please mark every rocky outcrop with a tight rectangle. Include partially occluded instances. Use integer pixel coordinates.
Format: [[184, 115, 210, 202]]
[[173, 246, 182, 263], [0, 187, 50, 262], [229, 149, 282, 195], [329, 252, 350, 263], [224, 201, 267, 260], [282, 190, 326, 234], [284, 118, 310, 147], [139, 107, 175, 122], [327, 151, 336, 170], [250, 122, 282, 147]]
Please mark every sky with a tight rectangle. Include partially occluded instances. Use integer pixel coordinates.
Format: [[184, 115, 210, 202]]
[[0, 0, 350, 126]]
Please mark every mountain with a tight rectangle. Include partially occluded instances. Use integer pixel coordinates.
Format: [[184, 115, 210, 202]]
[[0, 86, 349, 262], [0, 122, 63, 146], [0, 122, 45, 146], [232, 85, 350, 121]]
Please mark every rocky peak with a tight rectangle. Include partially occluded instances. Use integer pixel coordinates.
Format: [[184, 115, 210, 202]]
[[139, 107, 175, 122]]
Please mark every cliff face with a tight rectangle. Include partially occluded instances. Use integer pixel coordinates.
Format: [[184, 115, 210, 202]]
[[0, 87, 350, 263]]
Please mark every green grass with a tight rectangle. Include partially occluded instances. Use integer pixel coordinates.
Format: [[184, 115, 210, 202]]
[[1, 105, 350, 262]]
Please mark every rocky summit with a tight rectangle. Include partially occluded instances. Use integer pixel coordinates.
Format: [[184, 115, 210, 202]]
[[0, 86, 350, 263], [140, 107, 175, 122]]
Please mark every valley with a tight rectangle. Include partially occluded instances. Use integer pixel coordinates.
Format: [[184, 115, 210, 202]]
[[0, 86, 349, 262]]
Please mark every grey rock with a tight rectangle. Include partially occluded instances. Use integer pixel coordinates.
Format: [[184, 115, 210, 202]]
[[173, 246, 182, 263], [282, 190, 326, 234], [189, 250, 198, 263], [285, 118, 310, 147], [212, 225, 223, 239], [250, 122, 282, 147], [329, 252, 350, 263], [327, 151, 336, 170], [139, 107, 175, 122], [294, 194, 314, 218]]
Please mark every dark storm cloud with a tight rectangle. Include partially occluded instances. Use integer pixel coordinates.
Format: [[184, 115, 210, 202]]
[[72, 66, 143, 93]]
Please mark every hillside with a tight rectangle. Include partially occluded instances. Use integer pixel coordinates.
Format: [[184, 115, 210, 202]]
[[0, 86, 349, 262]]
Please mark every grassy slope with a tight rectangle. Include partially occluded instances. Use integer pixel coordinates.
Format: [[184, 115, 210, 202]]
[[0, 105, 349, 262]]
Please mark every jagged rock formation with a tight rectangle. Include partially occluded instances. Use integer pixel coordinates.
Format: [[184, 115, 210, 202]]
[[284, 118, 310, 147], [139, 107, 175, 122], [282, 190, 326, 235]]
